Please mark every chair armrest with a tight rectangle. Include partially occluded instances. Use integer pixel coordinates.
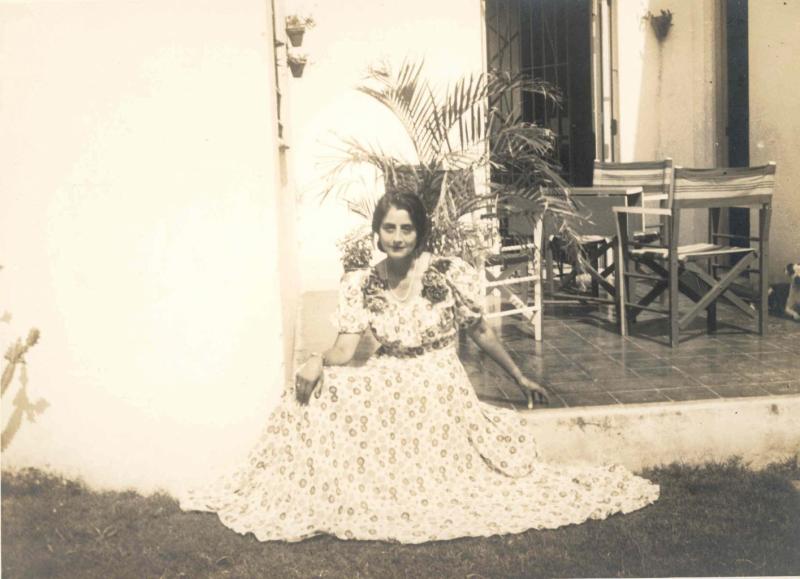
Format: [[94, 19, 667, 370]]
[[612, 206, 671, 216], [500, 243, 537, 253]]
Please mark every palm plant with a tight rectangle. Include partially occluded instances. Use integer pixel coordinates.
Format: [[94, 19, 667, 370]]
[[321, 59, 585, 267]]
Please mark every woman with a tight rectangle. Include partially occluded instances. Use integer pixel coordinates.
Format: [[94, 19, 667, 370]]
[[180, 192, 659, 543]]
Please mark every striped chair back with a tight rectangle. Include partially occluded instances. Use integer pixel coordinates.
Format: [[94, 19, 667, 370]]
[[592, 159, 674, 194], [593, 159, 674, 237], [673, 163, 776, 208]]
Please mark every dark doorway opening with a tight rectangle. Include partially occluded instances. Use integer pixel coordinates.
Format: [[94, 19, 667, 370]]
[[486, 0, 595, 186], [725, 0, 749, 244]]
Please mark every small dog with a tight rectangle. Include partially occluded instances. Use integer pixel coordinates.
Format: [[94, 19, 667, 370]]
[[768, 263, 800, 320]]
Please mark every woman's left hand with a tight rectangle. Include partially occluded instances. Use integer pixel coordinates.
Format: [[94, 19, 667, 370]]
[[295, 356, 323, 405], [516, 376, 550, 409]]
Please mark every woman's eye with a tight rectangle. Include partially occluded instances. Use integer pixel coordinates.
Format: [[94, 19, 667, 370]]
[[401, 226, 414, 233]]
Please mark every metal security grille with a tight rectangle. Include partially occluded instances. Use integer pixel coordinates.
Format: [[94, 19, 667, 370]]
[[485, 0, 594, 186]]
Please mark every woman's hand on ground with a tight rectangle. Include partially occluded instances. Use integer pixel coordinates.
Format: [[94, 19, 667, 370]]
[[516, 376, 550, 409], [295, 356, 323, 405]]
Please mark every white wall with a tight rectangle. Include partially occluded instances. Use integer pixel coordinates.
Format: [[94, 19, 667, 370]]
[[615, 0, 798, 275], [288, 0, 486, 292], [0, 0, 292, 495], [749, 1, 800, 278], [615, 0, 720, 243], [616, 0, 720, 166]]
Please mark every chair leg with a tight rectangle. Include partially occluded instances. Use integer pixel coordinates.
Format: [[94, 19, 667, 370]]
[[545, 236, 556, 296], [618, 267, 629, 337], [707, 303, 717, 333], [707, 209, 721, 334], [533, 220, 544, 342], [669, 256, 680, 347], [533, 300, 542, 342], [758, 206, 772, 335], [614, 212, 631, 337], [590, 250, 600, 297], [531, 257, 543, 342]]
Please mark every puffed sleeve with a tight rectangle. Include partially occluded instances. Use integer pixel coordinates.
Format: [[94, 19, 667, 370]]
[[336, 269, 369, 334], [440, 256, 484, 329]]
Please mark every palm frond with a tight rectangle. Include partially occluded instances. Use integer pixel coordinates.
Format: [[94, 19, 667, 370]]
[[319, 136, 402, 203], [357, 59, 439, 165], [345, 195, 379, 221], [323, 58, 588, 269]]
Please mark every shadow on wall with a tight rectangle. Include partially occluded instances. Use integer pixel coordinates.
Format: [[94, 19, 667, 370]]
[[632, 3, 674, 163], [1, 268, 48, 451], [630, 2, 715, 248]]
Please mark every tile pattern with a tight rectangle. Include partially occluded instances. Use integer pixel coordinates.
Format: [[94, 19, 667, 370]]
[[299, 290, 800, 410], [463, 299, 800, 410]]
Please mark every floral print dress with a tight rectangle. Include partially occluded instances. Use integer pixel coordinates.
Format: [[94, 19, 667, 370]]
[[179, 255, 659, 543]]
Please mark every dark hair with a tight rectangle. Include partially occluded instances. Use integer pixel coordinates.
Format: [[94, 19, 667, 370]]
[[371, 192, 429, 253]]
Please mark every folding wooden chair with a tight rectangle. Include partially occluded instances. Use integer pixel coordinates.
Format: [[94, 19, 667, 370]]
[[479, 205, 544, 342], [546, 160, 674, 304], [614, 163, 776, 346], [592, 159, 674, 244]]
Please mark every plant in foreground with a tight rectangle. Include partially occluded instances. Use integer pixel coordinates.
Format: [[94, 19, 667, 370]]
[[321, 58, 587, 268]]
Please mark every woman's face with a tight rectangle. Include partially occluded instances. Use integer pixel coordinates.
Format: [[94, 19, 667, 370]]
[[379, 206, 418, 260]]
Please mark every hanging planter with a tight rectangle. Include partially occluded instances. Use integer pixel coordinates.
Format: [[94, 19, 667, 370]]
[[287, 53, 308, 78], [645, 9, 673, 42], [285, 15, 314, 47]]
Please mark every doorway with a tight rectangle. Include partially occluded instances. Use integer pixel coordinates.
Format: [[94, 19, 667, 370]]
[[485, 0, 595, 186], [724, 0, 750, 244]]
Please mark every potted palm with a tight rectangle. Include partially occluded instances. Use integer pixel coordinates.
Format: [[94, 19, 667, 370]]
[[322, 59, 585, 268], [285, 15, 315, 47]]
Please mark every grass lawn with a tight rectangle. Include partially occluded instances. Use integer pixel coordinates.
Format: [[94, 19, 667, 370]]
[[2, 459, 799, 578]]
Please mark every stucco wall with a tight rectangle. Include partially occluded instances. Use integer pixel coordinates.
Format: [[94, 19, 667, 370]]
[[0, 0, 292, 494], [615, 0, 721, 243], [290, 0, 486, 292], [748, 1, 800, 279], [615, 0, 798, 276], [616, 0, 720, 166]]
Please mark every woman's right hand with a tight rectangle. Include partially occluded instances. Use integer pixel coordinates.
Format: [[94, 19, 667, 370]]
[[295, 355, 323, 405], [516, 376, 550, 409]]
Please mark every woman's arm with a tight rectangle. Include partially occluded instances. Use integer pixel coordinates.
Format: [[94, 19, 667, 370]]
[[466, 319, 524, 381], [466, 319, 549, 407], [295, 332, 362, 404], [320, 332, 363, 365]]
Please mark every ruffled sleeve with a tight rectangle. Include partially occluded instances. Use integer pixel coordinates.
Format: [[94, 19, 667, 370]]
[[336, 269, 369, 334], [437, 256, 484, 329]]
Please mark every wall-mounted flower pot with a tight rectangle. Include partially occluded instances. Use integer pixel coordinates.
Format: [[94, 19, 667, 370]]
[[285, 15, 314, 47], [646, 9, 673, 41], [286, 26, 306, 47], [288, 59, 307, 78]]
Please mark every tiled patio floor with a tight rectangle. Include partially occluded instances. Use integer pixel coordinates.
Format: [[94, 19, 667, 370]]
[[298, 291, 800, 410], [469, 300, 800, 410]]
